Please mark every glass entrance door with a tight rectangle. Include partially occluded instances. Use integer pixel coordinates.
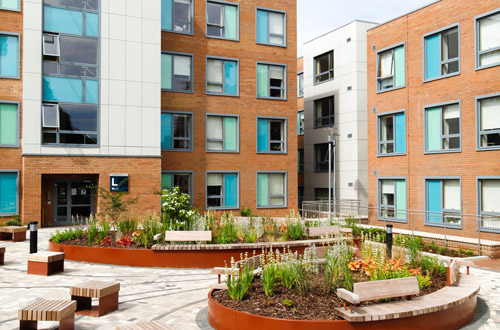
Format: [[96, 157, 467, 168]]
[[54, 181, 94, 225]]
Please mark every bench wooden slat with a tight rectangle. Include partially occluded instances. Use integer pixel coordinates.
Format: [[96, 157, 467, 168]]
[[354, 277, 419, 301], [309, 226, 340, 237], [19, 299, 75, 321], [0, 226, 27, 233], [71, 280, 120, 298], [27, 251, 65, 263], [164, 231, 211, 242]]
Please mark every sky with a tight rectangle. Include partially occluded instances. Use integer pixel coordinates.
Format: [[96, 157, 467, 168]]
[[297, 0, 437, 57]]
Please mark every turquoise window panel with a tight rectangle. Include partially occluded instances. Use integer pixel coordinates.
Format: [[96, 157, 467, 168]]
[[256, 10, 268, 43], [394, 46, 405, 87], [427, 107, 441, 151], [224, 61, 237, 95], [427, 180, 442, 223], [161, 54, 172, 90], [257, 64, 268, 97], [224, 117, 237, 151], [224, 173, 238, 207], [161, 173, 172, 190], [257, 118, 268, 151], [257, 174, 269, 207], [85, 12, 98, 37], [0, 35, 18, 77], [44, 6, 84, 35], [224, 5, 237, 39], [84, 80, 98, 104], [0, 172, 17, 214], [395, 180, 406, 220], [426, 34, 440, 79], [394, 113, 406, 153], [161, 0, 172, 31], [0, 103, 17, 145], [297, 112, 301, 135], [161, 113, 172, 149], [43, 76, 83, 103], [1, 0, 20, 10]]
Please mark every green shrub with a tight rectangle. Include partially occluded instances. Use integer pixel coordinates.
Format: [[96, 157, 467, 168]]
[[240, 207, 256, 217], [87, 215, 99, 246], [261, 251, 278, 296], [405, 236, 422, 268], [420, 256, 447, 276], [118, 218, 138, 235], [292, 259, 310, 296], [5, 215, 21, 226], [95, 186, 138, 223], [161, 187, 197, 230], [74, 227, 84, 240], [226, 257, 254, 300], [213, 214, 238, 244], [245, 229, 258, 243], [137, 213, 162, 248], [465, 250, 475, 257], [286, 212, 305, 240], [51, 231, 63, 244], [417, 274, 432, 290]]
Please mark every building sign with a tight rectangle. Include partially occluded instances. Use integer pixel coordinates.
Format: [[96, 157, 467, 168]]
[[110, 174, 129, 192]]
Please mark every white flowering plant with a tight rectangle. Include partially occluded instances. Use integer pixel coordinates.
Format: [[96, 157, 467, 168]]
[[161, 187, 198, 230]]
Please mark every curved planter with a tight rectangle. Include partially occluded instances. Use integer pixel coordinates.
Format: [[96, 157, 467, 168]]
[[207, 289, 478, 330]]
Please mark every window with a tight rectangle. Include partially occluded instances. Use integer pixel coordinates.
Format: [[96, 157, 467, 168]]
[[0, 172, 17, 215], [298, 148, 304, 173], [257, 117, 286, 153], [476, 10, 500, 69], [206, 57, 238, 96], [161, 172, 192, 201], [378, 111, 406, 155], [314, 96, 334, 128], [43, 0, 98, 11], [42, 104, 98, 145], [0, 33, 19, 78], [424, 25, 460, 81], [314, 51, 334, 84], [43, 76, 98, 104], [206, 1, 238, 40], [161, 52, 193, 92], [206, 172, 239, 209], [378, 179, 406, 221], [478, 179, 500, 231], [161, 0, 193, 34], [298, 186, 304, 209], [206, 115, 238, 152], [314, 143, 333, 172], [257, 172, 286, 208], [161, 112, 192, 151], [43, 5, 98, 37], [297, 72, 304, 97], [315, 188, 333, 200], [377, 43, 405, 92], [0, 0, 20, 11], [297, 110, 304, 135], [477, 94, 500, 150], [425, 102, 460, 153], [426, 179, 461, 226], [256, 8, 286, 47], [257, 63, 286, 99], [0, 102, 18, 146]]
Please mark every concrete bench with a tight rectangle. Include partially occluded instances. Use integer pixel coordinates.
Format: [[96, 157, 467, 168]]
[[0, 246, 4, 265], [308, 225, 352, 238], [116, 321, 174, 330], [210, 255, 262, 290], [0, 226, 27, 242], [337, 276, 419, 313], [164, 230, 212, 242], [18, 299, 76, 330], [27, 251, 65, 276], [70, 280, 120, 317]]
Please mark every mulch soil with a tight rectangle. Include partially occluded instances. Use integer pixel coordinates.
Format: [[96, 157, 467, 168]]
[[55, 231, 146, 249], [212, 270, 448, 321]]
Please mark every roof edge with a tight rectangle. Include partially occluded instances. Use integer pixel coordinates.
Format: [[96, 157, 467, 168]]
[[304, 19, 379, 45]]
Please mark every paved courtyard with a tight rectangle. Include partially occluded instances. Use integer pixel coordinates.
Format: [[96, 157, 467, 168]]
[[0, 227, 499, 329]]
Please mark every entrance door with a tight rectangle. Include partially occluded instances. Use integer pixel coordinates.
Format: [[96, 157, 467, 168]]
[[54, 181, 94, 225]]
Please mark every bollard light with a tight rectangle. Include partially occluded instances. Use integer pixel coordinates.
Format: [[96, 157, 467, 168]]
[[386, 224, 393, 259], [29, 221, 38, 254]]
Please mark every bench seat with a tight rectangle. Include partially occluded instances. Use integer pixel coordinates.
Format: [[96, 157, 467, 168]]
[[308, 225, 352, 238], [116, 320, 174, 330], [164, 231, 212, 242], [70, 280, 120, 317], [18, 299, 76, 330], [27, 251, 65, 276], [0, 226, 27, 242], [210, 255, 262, 290]]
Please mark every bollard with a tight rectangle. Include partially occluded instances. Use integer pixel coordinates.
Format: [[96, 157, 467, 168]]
[[29, 221, 38, 254], [386, 224, 393, 260]]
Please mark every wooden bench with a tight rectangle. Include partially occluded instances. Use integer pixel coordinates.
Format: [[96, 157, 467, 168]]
[[337, 276, 419, 313], [18, 299, 76, 330], [27, 251, 65, 276], [0, 246, 4, 265], [164, 230, 212, 242], [0, 226, 27, 242], [447, 259, 475, 286], [308, 225, 352, 238], [210, 255, 262, 290], [70, 280, 120, 317], [116, 321, 174, 330]]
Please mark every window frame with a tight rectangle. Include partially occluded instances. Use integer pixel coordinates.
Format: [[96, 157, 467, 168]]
[[0, 32, 20, 79], [256, 116, 287, 154], [297, 71, 304, 98], [205, 113, 240, 153], [205, 171, 240, 210], [256, 61, 287, 100], [205, 56, 240, 97], [0, 0, 20, 12], [255, 7, 287, 48], [423, 23, 461, 83], [376, 42, 406, 93], [313, 143, 333, 173], [476, 92, 500, 151], [424, 177, 462, 229], [297, 110, 304, 135], [161, 51, 194, 94], [256, 171, 287, 209], [424, 101, 461, 154], [0, 101, 19, 147], [298, 147, 304, 173], [205, 0, 239, 41], [0, 170, 19, 216], [377, 177, 407, 223], [376, 109, 406, 157], [162, 0, 194, 35], [161, 170, 194, 204], [477, 176, 500, 233], [313, 95, 334, 128], [161, 110, 194, 152], [475, 8, 500, 70], [313, 50, 334, 85]]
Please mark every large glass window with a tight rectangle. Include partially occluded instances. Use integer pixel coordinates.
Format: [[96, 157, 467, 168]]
[[425, 103, 460, 152], [298, 148, 304, 173], [206, 115, 238, 152], [206, 58, 238, 96], [207, 172, 239, 209], [479, 179, 500, 231], [378, 111, 406, 155], [42, 104, 98, 145], [206, 1, 238, 40], [161, 112, 192, 150], [161, 0, 193, 34], [478, 95, 500, 149], [0, 0, 20, 11], [161, 53, 193, 92], [297, 72, 304, 97], [0, 172, 17, 214], [314, 96, 334, 128], [257, 118, 286, 153], [314, 51, 333, 84], [314, 143, 333, 172], [424, 26, 459, 81], [476, 10, 500, 69], [379, 179, 406, 221], [377, 44, 405, 91], [426, 179, 461, 226], [256, 8, 285, 46], [257, 172, 286, 208], [162, 172, 192, 201], [43, 5, 98, 37], [0, 103, 18, 146], [0, 34, 19, 78], [297, 110, 304, 135], [257, 63, 286, 99]]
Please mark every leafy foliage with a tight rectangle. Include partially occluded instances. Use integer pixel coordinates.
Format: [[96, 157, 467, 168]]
[[161, 187, 198, 230], [95, 186, 138, 223]]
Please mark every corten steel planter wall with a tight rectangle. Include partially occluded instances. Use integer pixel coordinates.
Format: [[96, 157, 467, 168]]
[[207, 290, 478, 330]]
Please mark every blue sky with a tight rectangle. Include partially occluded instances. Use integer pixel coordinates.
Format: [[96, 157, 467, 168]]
[[297, 0, 437, 56]]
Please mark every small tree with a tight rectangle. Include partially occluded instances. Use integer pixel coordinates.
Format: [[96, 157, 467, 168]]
[[95, 187, 138, 224], [161, 187, 197, 230]]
